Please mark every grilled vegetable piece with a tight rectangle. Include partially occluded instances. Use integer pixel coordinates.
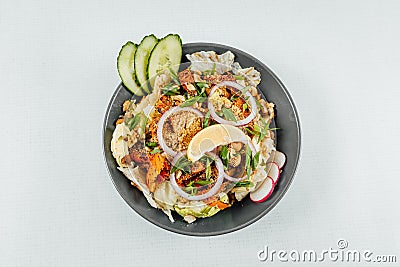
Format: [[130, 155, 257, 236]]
[[146, 154, 166, 192]]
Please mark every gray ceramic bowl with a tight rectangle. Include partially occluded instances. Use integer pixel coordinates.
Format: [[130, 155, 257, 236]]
[[103, 43, 301, 236]]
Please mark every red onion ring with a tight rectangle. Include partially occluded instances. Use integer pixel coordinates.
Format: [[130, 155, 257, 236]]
[[170, 151, 225, 201], [156, 106, 204, 156], [223, 139, 257, 182], [208, 81, 258, 126]]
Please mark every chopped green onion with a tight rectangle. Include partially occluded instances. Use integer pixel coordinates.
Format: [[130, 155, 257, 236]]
[[243, 116, 279, 143], [195, 83, 206, 95], [126, 115, 141, 130], [180, 95, 207, 107], [244, 127, 257, 135], [168, 67, 180, 85], [220, 145, 229, 170], [230, 95, 238, 101], [195, 179, 212, 186], [146, 141, 158, 148], [235, 181, 254, 187], [222, 107, 237, 122], [162, 83, 180, 96], [258, 130, 267, 143], [203, 110, 211, 128], [230, 85, 250, 101], [255, 98, 263, 109], [183, 186, 197, 195], [150, 148, 162, 155], [253, 124, 262, 133], [211, 63, 216, 74], [171, 156, 191, 173], [205, 159, 211, 180], [139, 114, 147, 136], [252, 151, 260, 170], [245, 145, 252, 179], [269, 127, 280, 131], [233, 75, 245, 80], [196, 82, 209, 89]]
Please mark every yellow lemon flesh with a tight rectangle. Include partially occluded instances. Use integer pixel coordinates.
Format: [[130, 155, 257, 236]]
[[187, 124, 248, 162]]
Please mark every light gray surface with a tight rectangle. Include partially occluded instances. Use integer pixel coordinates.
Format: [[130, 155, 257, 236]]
[[1, 0, 399, 266]]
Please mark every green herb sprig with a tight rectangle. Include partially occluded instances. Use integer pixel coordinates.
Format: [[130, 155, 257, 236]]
[[205, 158, 211, 180], [233, 75, 245, 80], [195, 179, 212, 186], [230, 85, 250, 101], [171, 156, 192, 174], [183, 184, 198, 195], [145, 141, 158, 148], [220, 145, 230, 170], [245, 117, 280, 143], [221, 107, 237, 122], [150, 148, 163, 155], [126, 114, 141, 130], [203, 110, 211, 128], [235, 181, 254, 187], [195, 82, 209, 95], [252, 151, 260, 170], [162, 82, 180, 96], [245, 145, 252, 179], [168, 67, 180, 85], [180, 95, 207, 107], [139, 114, 148, 136]]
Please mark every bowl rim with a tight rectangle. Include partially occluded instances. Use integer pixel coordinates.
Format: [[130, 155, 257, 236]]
[[102, 42, 302, 236]]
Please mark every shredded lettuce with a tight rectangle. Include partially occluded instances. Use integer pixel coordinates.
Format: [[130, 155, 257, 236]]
[[175, 201, 221, 218]]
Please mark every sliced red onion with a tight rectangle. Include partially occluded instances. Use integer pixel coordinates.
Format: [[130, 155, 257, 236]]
[[223, 139, 257, 182], [208, 81, 258, 126], [157, 106, 204, 157], [170, 151, 224, 201]]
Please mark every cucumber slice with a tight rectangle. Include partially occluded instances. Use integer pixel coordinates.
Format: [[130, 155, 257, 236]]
[[147, 34, 182, 88], [134, 34, 158, 94], [117, 41, 144, 96]]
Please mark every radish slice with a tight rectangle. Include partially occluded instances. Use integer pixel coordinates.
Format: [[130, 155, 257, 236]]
[[169, 151, 224, 201], [250, 177, 275, 203], [266, 150, 276, 164], [274, 151, 286, 169], [266, 150, 286, 169], [208, 81, 258, 126], [156, 106, 203, 156], [266, 162, 280, 184]]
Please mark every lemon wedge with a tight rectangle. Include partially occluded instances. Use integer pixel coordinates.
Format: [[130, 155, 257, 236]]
[[187, 124, 248, 162]]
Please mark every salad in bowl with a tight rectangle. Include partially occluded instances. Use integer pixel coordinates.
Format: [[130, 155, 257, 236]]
[[109, 34, 287, 224]]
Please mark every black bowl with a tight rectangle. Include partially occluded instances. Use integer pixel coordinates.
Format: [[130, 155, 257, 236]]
[[103, 43, 301, 236]]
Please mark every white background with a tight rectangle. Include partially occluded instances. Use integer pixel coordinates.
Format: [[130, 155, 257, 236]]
[[1, 0, 399, 266]]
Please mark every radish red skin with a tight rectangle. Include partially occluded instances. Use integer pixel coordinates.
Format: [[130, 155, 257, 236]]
[[250, 177, 275, 203]]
